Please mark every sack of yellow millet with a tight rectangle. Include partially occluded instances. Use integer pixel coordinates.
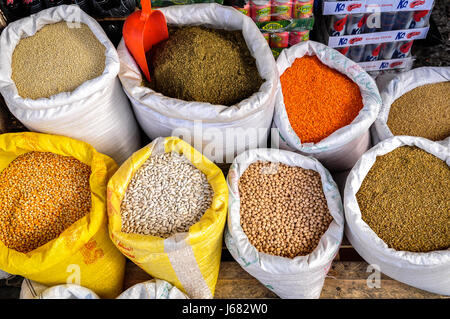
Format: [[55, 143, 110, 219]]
[[107, 137, 228, 298], [0, 132, 125, 298]]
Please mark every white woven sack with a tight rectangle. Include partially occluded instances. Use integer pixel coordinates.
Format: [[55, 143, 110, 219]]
[[0, 5, 140, 164], [225, 148, 344, 299], [372, 66, 450, 147], [117, 4, 278, 163], [344, 136, 450, 296], [20, 279, 187, 299], [271, 41, 382, 172]]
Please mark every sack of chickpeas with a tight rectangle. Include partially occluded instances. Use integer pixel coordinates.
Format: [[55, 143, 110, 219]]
[[344, 136, 450, 296], [0, 132, 126, 299], [0, 5, 140, 164], [225, 148, 344, 299], [372, 67, 450, 147], [107, 137, 228, 299]]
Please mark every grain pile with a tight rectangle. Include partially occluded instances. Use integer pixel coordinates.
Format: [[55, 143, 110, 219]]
[[11, 22, 106, 99], [239, 161, 333, 258], [280, 55, 363, 144], [357, 146, 450, 252], [0, 152, 92, 253], [147, 26, 263, 106], [121, 152, 213, 238], [387, 82, 450, 141]]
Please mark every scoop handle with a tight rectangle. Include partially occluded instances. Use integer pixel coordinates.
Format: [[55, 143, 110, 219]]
[[141, 0, 152, 21]]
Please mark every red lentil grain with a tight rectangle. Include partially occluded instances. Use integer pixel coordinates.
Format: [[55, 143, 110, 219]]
[[280, 56, 364, 144]]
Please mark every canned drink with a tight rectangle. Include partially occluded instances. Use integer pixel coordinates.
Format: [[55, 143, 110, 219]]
[[381, 42, 397, 60], [380, 11, 397, 31], [289, 30, 309, 45], [270, 31, 290, 48], [392, 40, 413, 59], [409, 10, 431, 29], [393, 11, 413, 30], [231, 0, 251, 16], [363, 13, 378, 33], [348, 45, 365, 63], [272, 0, 293, 21], [346, 13, 365, 35], [336, 46, 350, 57], [328, 14, 348, 37], [363, 43, 383, 61], [293, 0, 314, 19], [252, 0, 272, 22]]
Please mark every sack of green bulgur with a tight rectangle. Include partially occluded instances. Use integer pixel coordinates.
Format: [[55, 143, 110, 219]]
[[344, 136, 450, 296], [117, 3, 278, 163], [0, 5, 140, 164]]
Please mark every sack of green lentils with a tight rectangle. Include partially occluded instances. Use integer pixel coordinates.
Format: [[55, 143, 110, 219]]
[[225, 148, 344, 299], [0, 5, 140, 164], [271, 41, 382, 172], [373, 67, 450, 147], [344, 136, 450, 296], [117, 3, 278, 163]]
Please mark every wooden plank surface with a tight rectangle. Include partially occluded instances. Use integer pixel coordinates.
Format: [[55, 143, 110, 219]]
[[123, 259, 448, 299]]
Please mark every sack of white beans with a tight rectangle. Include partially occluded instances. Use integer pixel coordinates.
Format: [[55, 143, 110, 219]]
[[225, 148, 344, 299], [107, 137, 228, 299], [0, 5, 140, 164]]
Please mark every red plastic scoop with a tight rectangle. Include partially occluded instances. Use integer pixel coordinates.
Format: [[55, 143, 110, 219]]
[[123, 0, 168, 82]]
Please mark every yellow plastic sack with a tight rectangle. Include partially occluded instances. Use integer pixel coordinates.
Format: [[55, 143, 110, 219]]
[[0, 132, 125, 298], [107, 137, 228, 298]]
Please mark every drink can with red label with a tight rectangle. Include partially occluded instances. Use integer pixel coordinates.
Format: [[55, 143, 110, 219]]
[[363, 12, 379, 33], [381, 42, 397, 60], [231, 0, 251, 16], [345, 13, 365, 35], [251, 0, 272, 22], [348, 45, 365, 63], [409, 10, 431, 29], [293, 0, 314, 19], [336, 46, 350, 57], [328, 14, 348, 37], [270, 31, 290, 48], [363, 43, 383, 61], [289, 30, 309, 45], [392, 40, 413, 59], [271, 0, 293, 21], [393, 11, 413, 30], [380, 11, 397, 31]]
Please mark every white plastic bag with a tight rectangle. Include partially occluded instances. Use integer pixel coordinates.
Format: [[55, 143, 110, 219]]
[[271, 41, 382, 172], [0, 270, 10, 280], [0, 5, 140, 164], [225, 148, 344, 299], [344, 136, 450, 296], [117, 3, 278, 163], [20, 279, 188, 299], [373, 67, 450, 147]]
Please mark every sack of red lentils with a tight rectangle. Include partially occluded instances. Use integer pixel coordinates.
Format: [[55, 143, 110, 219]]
[[271, 40, 382, 172], [107, 137, 228, 299], [373, 67, 450, 147], [225, 148, 344, 299], [117, 3, 278, 163], [0, 132, 125, 299], [0, 5, 140, 164], [344, 136, 450, 296]]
